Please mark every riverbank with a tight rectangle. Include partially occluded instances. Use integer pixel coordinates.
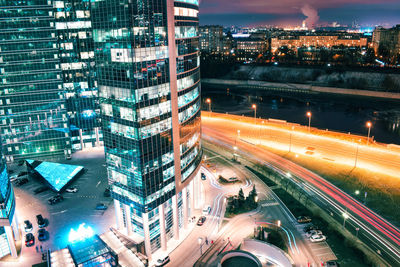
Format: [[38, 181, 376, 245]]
[[202, 78, 400, 100]]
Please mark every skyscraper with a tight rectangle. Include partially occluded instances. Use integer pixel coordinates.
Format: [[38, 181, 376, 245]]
[[91, 0, 201, 257], [0, 138, 19, 258], [0, 0, 71, 161]]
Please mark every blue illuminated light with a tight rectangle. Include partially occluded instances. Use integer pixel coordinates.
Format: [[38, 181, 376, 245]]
[[82, 109, 96, 118], [69, 223, 95, 243]]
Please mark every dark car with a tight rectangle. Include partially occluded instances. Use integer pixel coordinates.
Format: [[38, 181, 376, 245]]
[[15, 178, 29, 186], [201, 172, 206, 180], [18, 171, 28, 177], [38, 229, 47, 241], [34, 186, 49, 195], [303, 224, 319, 232], [325, 261, 339, 267], [17, 159, 25, 166], [197, 216, 206, 226], [95, 203, 108, 210], [103, 188, 111, 197], [48, 195, 64, 205], [36, 214, 46, 228], [24, 220, 33, 232], [25, 233, 35, 247], [297, 216, 312, 224]]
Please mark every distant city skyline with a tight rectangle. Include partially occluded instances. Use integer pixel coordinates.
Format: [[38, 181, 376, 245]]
[[199, 0, 400, 28]]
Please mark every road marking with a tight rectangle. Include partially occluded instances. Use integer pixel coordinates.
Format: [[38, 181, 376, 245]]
[[261, 202, 279, 207], [96, 181, 101, 187], [51, 210, 68, 215]]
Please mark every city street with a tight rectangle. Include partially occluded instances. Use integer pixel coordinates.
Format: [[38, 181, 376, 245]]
[[4, 147, 114, 267], [166, 141, 336, 267], [202, 113, 400, 266]]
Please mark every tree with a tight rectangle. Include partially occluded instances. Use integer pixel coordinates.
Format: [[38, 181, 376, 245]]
[[238, 188, 245, 207], [248, 185, 258, 204]]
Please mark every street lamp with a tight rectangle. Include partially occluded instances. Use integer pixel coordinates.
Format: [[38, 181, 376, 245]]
[[198, 237, 203, 255], [366, 121, 372, 145], [206, 98, 211, 113], [355, 190, 360, 195], [306, 111, 312, 132], [289, 126, 294, 152], [342, 212, 349, 228], [252, 104, 257, 124], [277, 220, 281, 227], [235, 130, 240, 146], [233, 146, 238, 161]]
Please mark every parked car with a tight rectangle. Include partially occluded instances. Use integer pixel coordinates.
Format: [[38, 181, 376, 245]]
[[15, 178, 29, 186], [201, 172, 206, 180], [228, 177, 239, 182], [325, 261, 339, 267], [310, 234, 326, 243], [297, 216, 312, 223], [155, 255, 170, 266], [36, 214, 46, 228], [197, 216, 206, 226], [202, 205, 211, 215], [38, 229, 47, 241], [18, 171, 28, 177], [17, 159, 25, 166], [24, 220, 33, 232], [10, 175, 19, 182], [103, 188, 111, 197], [303, 224, 319, 232], [48, 195, 64, 205], [34, 186, 49, 195], [65, 187, 78, 193], [25, 233, 35, 247], [95, 203, 108, 210], [306, 230, 322, 238]]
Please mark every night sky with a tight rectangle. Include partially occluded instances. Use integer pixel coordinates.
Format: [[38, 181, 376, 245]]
[[199, 0, 400, 28]]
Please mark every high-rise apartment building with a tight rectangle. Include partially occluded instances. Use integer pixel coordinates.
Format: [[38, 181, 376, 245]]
[[0, 139, 19, 258], [54, 0, 102, 150], [0, 0, 71, 161], [92, 0, 201, 258], [373, 25, 400, 66]]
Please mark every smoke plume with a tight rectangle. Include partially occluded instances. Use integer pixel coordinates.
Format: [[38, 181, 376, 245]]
[[301, 4, 319, 29]]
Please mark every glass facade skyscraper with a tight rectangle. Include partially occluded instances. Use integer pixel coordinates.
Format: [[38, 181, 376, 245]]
[[91, 0, 201, 257], [0, 0, 71, 161], [0, 138, 19, 258], [54, 0, 103, 150]]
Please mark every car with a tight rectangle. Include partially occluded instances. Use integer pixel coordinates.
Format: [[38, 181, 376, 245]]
[[25, 233, 35, 247], [197, 216, 206, 226], [96, 203, 108, 210], [65, 187, 78, 193], [38, 229, 47, 241], [15, 178, 28, 186], [155, 255, 170, 266], [17, 159, 25, 166], [48, 195, 64, 205], [325, 261, 339, 267], [201, 172, 206, 180], [310, 234, 326, 243], [202, 205, 211, 215], [103, 188, 111, 197], [34, 186, 49, 195], [18, 171, 28, 177], [10, 175, 19, 182], [36, 214, 46, 228], [297, 216, 312, 223], [303, 224, 319, 232], [306, 230, 322, 238], [24, 220, 33, 232]]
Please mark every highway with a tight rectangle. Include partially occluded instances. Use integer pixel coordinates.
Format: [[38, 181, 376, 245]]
[[202, 115, 400, 266]]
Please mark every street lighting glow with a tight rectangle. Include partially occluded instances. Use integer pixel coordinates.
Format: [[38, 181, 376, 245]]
[[286, 172, 291, 178], [68, 223, 94, 243], [206, 98, 211, 104], [342, 213, 349, 219], [252, 104, 256, 109], [233, 146, 238, 151], [355, 190, 360, 195], [366, 121, 372, 128], [306, 111, 312, 117]]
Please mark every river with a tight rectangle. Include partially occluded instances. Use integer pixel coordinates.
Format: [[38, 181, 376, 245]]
[[202, 84, 400, 145]]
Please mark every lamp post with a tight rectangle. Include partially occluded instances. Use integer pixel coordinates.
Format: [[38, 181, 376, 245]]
[[354, 142, 359, 168], [366, 121, 372, 145], [306, 111, 312, 132], [252, 104, 257, 124], [289, 126, 294, 152], [198, 237, 203, 255], [233, 146, 238, 161], [342, 212, 349, 228], [206, 98, 211, 115], [235, 130, 240, 146]]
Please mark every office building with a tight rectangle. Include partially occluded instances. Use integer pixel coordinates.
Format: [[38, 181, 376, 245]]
[[54, 0, 102, 150], [91, 0, 202, 258], [0, 0, 71, 161], [0, 139, 19, 258]]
